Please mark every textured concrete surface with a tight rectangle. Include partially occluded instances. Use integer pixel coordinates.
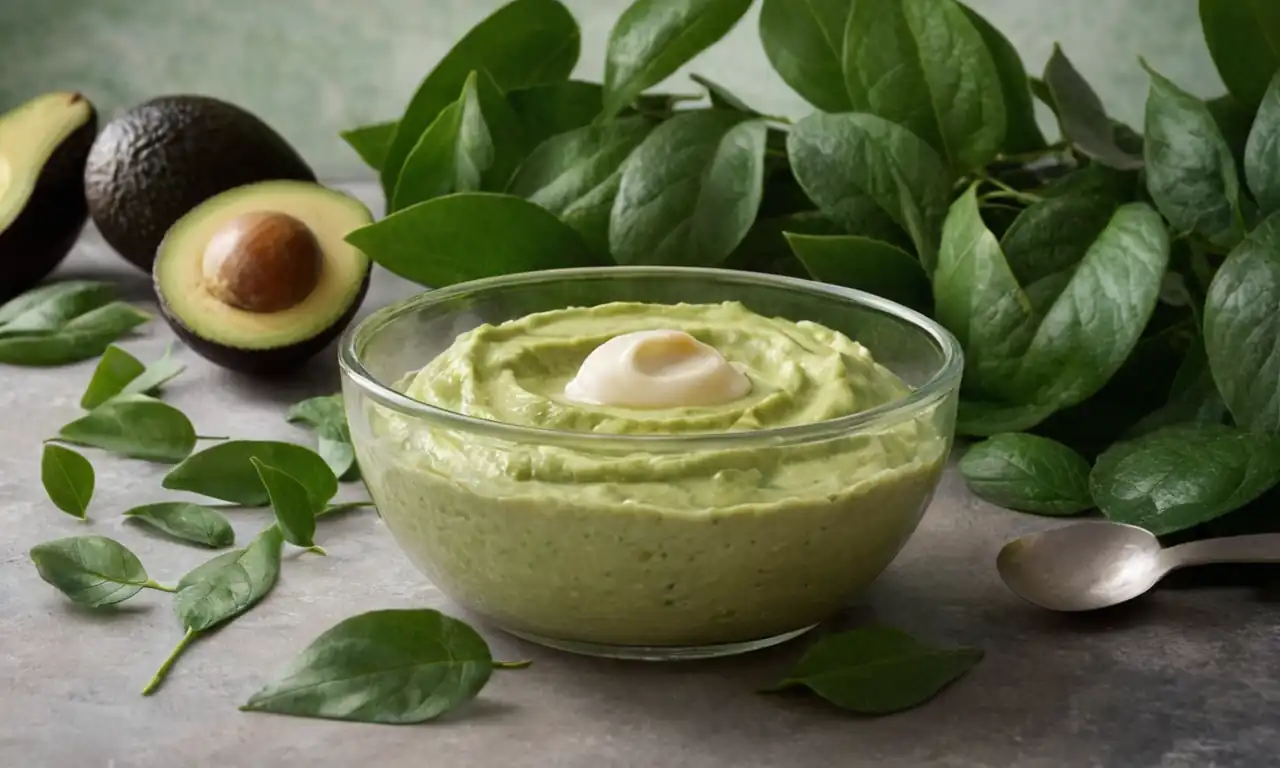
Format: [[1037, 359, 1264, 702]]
[[2, 184, 1278, 767], [0, 0, 1218, 178]]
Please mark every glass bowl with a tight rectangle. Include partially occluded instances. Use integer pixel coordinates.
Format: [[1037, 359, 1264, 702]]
[[339, 267, 962, 660]]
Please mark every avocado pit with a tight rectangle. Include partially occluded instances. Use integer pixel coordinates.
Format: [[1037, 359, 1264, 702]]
[[201, 211, 322, 313]]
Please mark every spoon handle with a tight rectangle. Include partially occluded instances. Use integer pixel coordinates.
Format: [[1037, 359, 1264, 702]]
[[1166, 533, 1280, 568]]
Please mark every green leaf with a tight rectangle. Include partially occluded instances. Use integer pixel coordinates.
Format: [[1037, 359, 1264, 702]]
[[843, 0, 1005, 172], [379, 0, 580, 194], [960, 3, 1046, 154], [601, 0, 754, 118], [316, 429, 358, 482], [1198, 0, 1280, 110], [286, 395, 346, 429], [30, 535, 160, 607], [252, 459, 321, 550], [1245, 72, 1280, 217], [175, 524, 284, 632], [0, 281, 116, 336], [959, 433, 1092, 515], [506, 81, 605, 149], [0, 302, 150, 367], [391, 72, 493, 212], [766, 626, 982, 715], [787, 112, 951, 271], [758, 0, 852, 113], [1142, 61, 1243, 247], [1204, 210, 1280, 434], [41, 443, 94, 518], [286, 395, 359, 481], [1090, 424, 1280, 536], [124, 502, 235, 549], [79, 345, 146, 410], [346, 193, 598, 287], [118, 346, 186, 399], [509, 116, 655, 257], [1127, 334, 1227, 437], [163, 440, 337, 507], [1042, 45, 1142, 169], [340, 120, 397, 173], [609, 111, 767, 266], [242, 609, 500, 724], [690, 74, 763, 115], [955, 399, 1059, 437], [786, 233, 931, 310], [999, 182, 1125, 287], [176, 549, 244, 592], [57, 395, 197, 464]]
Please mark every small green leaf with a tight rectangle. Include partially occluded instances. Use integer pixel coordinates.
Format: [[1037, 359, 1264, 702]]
[[843, 0, 1006, 172], [766, 626, 983, 715], [57, 395, 197, 464], [1244, 71, 1280, 218], [1042, 45, 1142, 170], [347, 192, 598, 288], [163, 440, 337, 506], [123, 502, 235, 549], [340, 120, 398, 172], [392, 72, 492, 212], [959, 433, 1092, 516], [1142, 60, 1243, 247], [0, 281, 117, 337], [176, 524, 284, 633], [610, 111, 766, 266], [960, 3, 1045, 154], [286, 395, 346, 429], [242, 609, 501, 724], [601, 0, 754, 119], [176, 549, 245, 591], [30, 535, 158, 606], [1199, 0, 1280, 110], [41, 443, 94, 518], [1204, 210, 1280, 434], [378, 0, 580, 195], [505, 80, 604, 148], [509, 116, 655, 257], [786, 233, 931, 310], [1090, 424, 1280, 535], [252, 459, 321, 550], [0, 281, 111, 325], [788, 112, 951, 271], [0, 302, 150, 366], [118, 346, 186, 399], [317, 429, 358, 482], [79, 345, 146, 409], [758, 0, 852, 113]]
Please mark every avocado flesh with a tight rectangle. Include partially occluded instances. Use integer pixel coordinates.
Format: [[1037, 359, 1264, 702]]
[[86, 94, 315, 272], [0, 92, 96, 298], [154, 181, 372, 371]]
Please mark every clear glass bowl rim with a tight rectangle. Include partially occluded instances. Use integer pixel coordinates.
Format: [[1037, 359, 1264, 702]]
[[338, 266, 964, 451]]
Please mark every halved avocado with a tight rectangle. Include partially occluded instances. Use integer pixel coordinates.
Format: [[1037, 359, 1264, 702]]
[[154, 180, 373, 374], [0, 92, 97, 299]]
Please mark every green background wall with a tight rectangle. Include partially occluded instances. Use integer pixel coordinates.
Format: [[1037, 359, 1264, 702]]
[[0, 0, 1218, 179]]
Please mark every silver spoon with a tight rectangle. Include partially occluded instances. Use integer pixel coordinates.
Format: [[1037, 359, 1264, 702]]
[[997, 520, 1280, 612]]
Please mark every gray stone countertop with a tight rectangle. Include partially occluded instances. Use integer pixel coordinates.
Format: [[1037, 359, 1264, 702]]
[[1, 183, 1277, 768]]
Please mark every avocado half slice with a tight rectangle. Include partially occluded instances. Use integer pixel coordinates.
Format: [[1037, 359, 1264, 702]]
[[85, 94, 315, 272], [0, 92, 97, 299], [154, 180, 373, 374]]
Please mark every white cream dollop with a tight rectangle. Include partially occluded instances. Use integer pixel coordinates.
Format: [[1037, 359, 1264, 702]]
[[563, 329, 752, 409]]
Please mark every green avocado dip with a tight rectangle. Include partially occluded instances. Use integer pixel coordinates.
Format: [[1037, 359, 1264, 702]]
[[358, 300, 948, 648]]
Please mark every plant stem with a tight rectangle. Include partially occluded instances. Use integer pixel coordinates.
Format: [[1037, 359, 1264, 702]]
[[196, 435, 229, 441], [142, 627, 197, 696], [980, 175, 1043, 205], [307, 545, 328, 556], [143, 579, 177, 593], [494, 660, 533, 670], [995, 142, 1070, 165]]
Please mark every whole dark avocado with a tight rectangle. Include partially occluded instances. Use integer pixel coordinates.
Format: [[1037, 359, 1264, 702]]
[[0, 92, 97, 299], [84, 95, 315, 272], [153, 180, 373, 375]]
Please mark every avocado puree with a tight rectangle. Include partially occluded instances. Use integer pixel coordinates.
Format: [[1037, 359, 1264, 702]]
[[360, 301, 947, 647]]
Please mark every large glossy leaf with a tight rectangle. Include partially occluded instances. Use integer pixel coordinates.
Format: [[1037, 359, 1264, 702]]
[[758, 0, 852, 113], [1244, 72, 1280, 217], [786, 233, 930, 310], [602, 0, 754, 118], [843, 0, 1005, 172], [788, 112, 951, 271], [960, 4, 1046, 154], [391, 72, 492, 212], [1198, 0, 1280, 110], [379, 0, 579, 194], [999, 182, 1124, 287], [1142, 61, 1243, 247], [1042, 46, 1142, 170], [57, 395, 197, 464], [1204, 211, 1280, 434], [1090, 424, 1280, 535], [959, 433, 1092, 516], [609, 111, 766, 266], [509, 117, 654, 257], [163, 441, 337, 507], [347, 193, 597, 287]]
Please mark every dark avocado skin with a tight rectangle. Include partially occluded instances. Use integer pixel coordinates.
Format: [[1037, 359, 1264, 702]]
[[85, 95, 315, 272], [1, 102, 97, 300], [156, 270, 371, 376]]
